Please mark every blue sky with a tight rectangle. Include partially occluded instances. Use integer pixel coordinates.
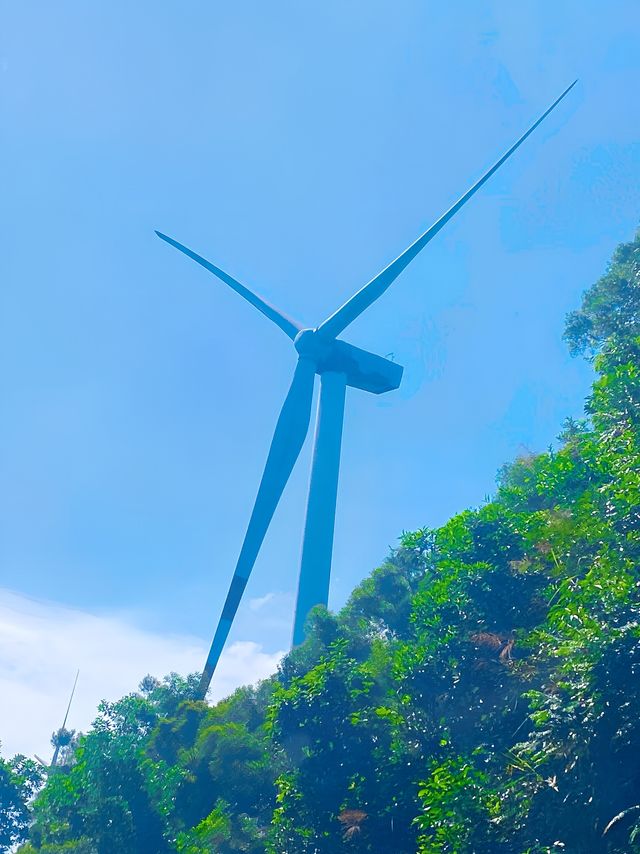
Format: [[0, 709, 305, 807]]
[[1, 1, 639, 749]]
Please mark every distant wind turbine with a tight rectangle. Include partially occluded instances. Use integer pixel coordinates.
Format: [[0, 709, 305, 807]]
[[51, 668, 79, 767], [35, 669, 80, 770], [157, 81, 577, 699]]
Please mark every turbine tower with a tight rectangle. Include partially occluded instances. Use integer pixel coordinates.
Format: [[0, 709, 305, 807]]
[[157, 81, 576, 699]]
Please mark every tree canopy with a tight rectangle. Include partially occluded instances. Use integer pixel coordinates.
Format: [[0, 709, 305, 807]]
[[564, 228, 640, 361]]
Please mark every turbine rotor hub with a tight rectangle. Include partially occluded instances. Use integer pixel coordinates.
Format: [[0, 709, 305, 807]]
[[294, 328, 332, 363]]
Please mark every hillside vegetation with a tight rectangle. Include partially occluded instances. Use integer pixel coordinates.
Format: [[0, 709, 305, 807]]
[[3, 229, 639, 853]]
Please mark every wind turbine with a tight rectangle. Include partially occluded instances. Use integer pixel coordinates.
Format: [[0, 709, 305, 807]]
[[34, 669, 80, 770], [157, 81, 576, 699]]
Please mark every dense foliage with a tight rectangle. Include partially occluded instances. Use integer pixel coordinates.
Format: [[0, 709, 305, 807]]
[[3, 229, 639, 852], [0, 750, 41, 851]]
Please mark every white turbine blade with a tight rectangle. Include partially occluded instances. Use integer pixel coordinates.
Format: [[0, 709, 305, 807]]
[[60, 669, 79, 731], [318, 81, 577, 339], [156, 231, 304, 340], [198, 357, 316, 697]]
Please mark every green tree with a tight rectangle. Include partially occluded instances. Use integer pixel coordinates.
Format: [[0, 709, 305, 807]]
[[564, 228, 640, 361], [0, 751, 42, 852]]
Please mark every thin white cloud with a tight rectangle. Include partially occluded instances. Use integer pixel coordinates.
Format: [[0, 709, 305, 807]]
[[0, 588, 283, 760], [248, 592, 276, 611]]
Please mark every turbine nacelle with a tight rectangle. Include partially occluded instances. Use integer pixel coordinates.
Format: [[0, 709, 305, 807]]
[[294, 328, 403, 394]]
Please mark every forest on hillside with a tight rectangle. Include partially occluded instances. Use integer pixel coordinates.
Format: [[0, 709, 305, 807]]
[[1, 229, 639, 853]]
